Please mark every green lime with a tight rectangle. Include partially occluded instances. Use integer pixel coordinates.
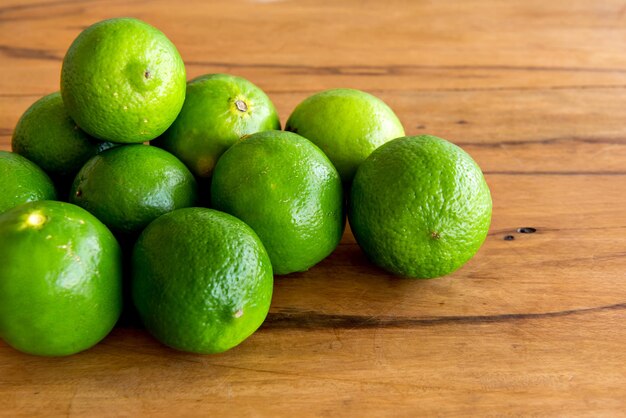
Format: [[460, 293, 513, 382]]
[[153, 73, 280, 178], [0, 201, 122, 356], [0, 151, 56, 214], [349, 135, 492, 279], [211, 130, 344, 275], [132, 208, 273, 354], [11, 92, 116, 189], [69, 145, 197, 234], [285, 88, 405, 182], [61, 17, 186, 143]]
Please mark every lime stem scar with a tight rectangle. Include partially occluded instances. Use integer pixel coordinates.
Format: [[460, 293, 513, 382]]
[[26, 213, 46, 227], [235, 100, 248, 112]]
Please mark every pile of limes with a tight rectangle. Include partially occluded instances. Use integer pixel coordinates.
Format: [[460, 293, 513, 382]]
[[0, 18, 492, 356]]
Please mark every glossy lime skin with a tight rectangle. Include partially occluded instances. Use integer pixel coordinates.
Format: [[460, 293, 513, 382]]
[[61, 18, 186, 143], [70, 145, 197, 234], [132, 208, 273, 354], [153, 73, 281, 178], [285, 88, 405, 182], [0, 151, 56, 214], [0, 201, 122, 356], [12, 92, 116, 180], [349, 135, 492, 279], [211, 130, 344, 275]]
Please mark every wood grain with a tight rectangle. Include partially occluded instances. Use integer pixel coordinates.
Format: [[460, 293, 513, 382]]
[[1, 0, 625, 416]]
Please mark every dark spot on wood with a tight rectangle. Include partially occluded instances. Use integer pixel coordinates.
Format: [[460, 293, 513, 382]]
[[517, 227, 536, 233], [456, 119, 469, 124], [504, 235, 515, 241], [416, 124, 426, 129]]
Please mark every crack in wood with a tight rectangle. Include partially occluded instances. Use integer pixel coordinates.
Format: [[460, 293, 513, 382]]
[[186, 60, 626, 75], [262, 302, 626, 330], [487, 224, 626, 237], [457, 136, 626, 148], [0, 0, 85, 15], [0, 45, 61, 61], [484, 170, 626, 176]]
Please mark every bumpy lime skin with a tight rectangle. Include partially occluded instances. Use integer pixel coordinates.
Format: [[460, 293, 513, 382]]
[[153, 73, 281, 178], [285, 88, 405, 182], [61, 18, 186, 143], [211, 130, 345, 275], [0, 151, 56, 214], [70, 145, 197, 235], [132, 208, 273, 354], [12, 92, 116, 179], [0, 201, 122, 356], [349, 135, 492, 279]]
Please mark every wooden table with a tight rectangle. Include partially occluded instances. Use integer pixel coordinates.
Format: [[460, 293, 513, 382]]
[[1, 1, 625, 416]]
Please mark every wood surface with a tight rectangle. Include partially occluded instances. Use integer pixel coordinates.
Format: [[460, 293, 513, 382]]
[[1, 0, 625, 416]]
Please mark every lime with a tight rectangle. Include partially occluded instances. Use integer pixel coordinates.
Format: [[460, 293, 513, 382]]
[[0, 151, 56, 214], [61, 17, 186, 143], [70, 145, 197, 234], [211, 130, 344, 275], [11, 92, 115, 191], [132, 208, 273, 354], [349, 135, 492, 279], [153, 73, 280, 178], [285, 88, 405, 182], [0, 201, 122, 356]]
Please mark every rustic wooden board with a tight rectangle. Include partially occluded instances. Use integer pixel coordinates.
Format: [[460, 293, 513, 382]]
[[1, 0, 625, 416]]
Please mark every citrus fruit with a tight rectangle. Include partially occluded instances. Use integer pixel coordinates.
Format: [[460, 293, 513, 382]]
[[285, 88, 405, 182], [61, 17, 186, 143], [349, 135, 492, 279], [0, 200, 122, 356], [0, 151, 56, 214], [153, 73, 280, 178], [69, 145, 197, 234], [132, 207, 273, 354], [211, 130, 344, 275], [11, 92, 115, 190]]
